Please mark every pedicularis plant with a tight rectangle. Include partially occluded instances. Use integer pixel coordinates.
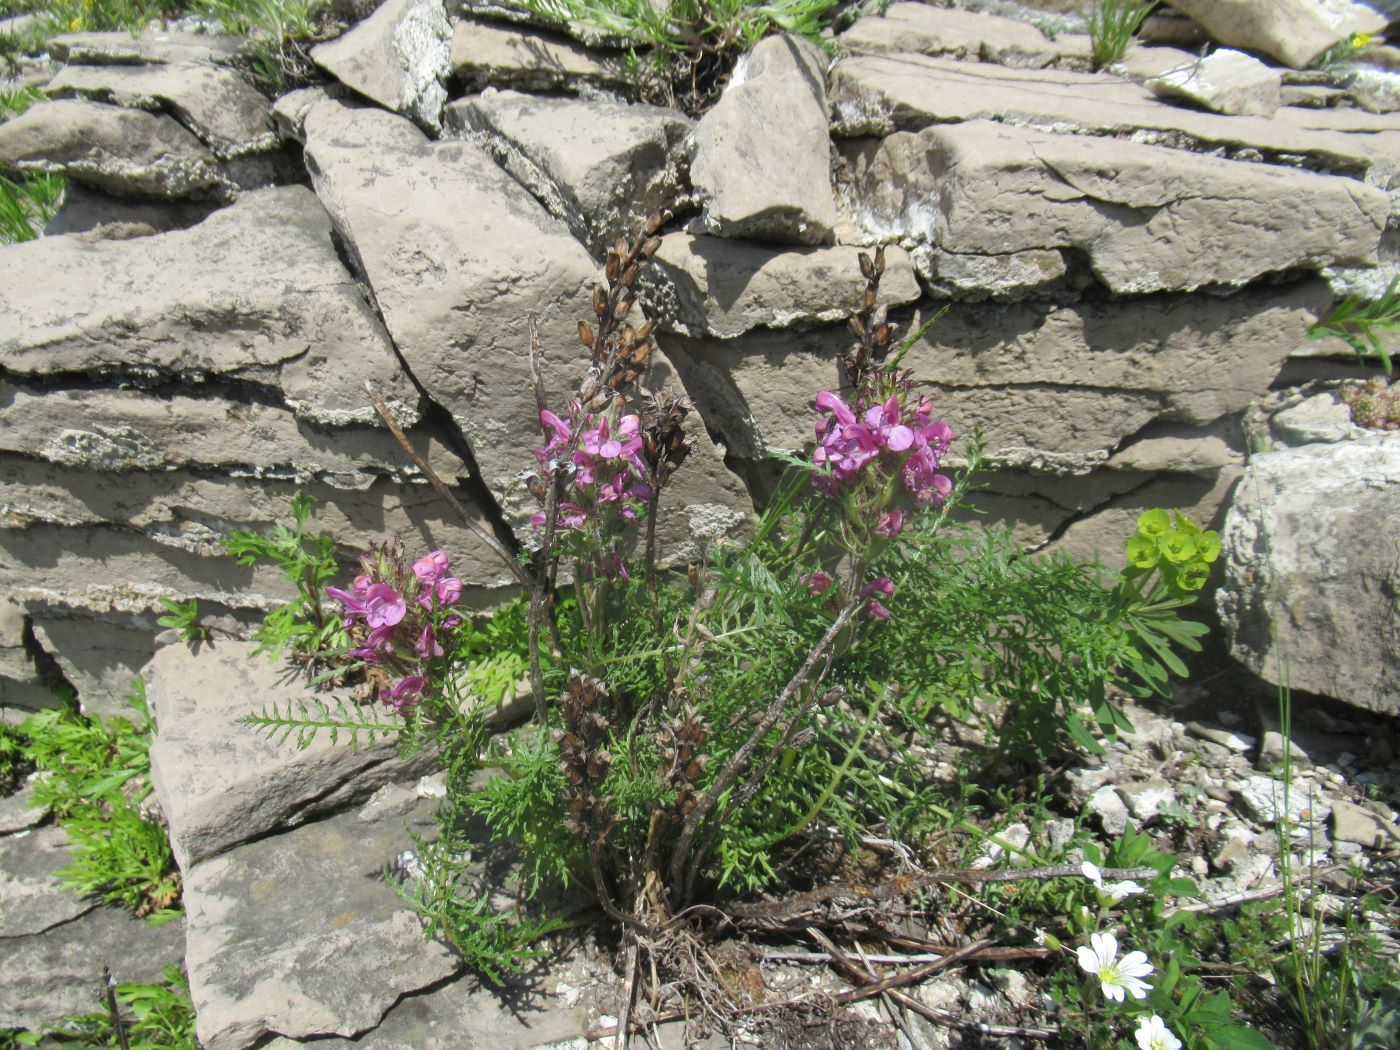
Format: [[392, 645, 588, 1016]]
[[245, 221, 1224, 999]]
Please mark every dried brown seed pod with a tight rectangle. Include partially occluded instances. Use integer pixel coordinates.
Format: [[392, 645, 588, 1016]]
[[859, 252, 874, 281], [613, 297, 633, 320], [622, 263, 640, 286], [848, 315, 866, 339], [578, 320, 594, 347], [641, 236, 662, 259], [606, 251, 620, 283], [874, 245, 886, 276], [593, 285, 609, 318]]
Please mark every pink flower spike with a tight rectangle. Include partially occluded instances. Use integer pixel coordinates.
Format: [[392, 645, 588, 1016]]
[[875, 510, 905, 537], [802, 570, 834, 595], [412, 550, 449, 584], [436, 577, 463, 606], [864, 599, 891, 621], [415, 624, 443, 659], [363, 583, 407, 629]]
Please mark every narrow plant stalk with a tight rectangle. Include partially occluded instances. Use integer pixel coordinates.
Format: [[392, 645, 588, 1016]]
[[366, 385, 528, 588], [669, 597, 861, 907], [763, 689, 886, 847], [103, 967, 132, 1050]]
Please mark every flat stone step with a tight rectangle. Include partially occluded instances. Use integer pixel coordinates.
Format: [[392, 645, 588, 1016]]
[[183, 795, 460, 1050], [0, 823, 184, 1030], [146, 636, 439, 871]]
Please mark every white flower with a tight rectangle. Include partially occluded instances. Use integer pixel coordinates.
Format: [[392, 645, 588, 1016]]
[[1105, 878, 1146, 901], [1082, 861, 1145, 902], [1076, 931, 1153, 1002], [1135, 1014, 1183, 1050]]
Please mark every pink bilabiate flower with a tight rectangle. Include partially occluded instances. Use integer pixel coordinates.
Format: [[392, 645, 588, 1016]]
[[325, 585, 368, 624], [802, 571, 834, 595], [415, 624, 443, 659], [862, 395, 915, 452], [349, 623, 398, 663], [384, 674, 426, 711], [412, 550, 449, 585], [362, 583, 407, 629]]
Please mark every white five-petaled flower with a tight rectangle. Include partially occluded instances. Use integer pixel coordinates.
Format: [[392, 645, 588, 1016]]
[[1135, 1014, 1183, 1050], [1076, 931, 1153, 1002], [1081, 861, 1146, 903]]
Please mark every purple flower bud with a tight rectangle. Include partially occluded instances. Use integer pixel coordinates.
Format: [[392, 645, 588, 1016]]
[[875, 510, 905, 537], [802, 571, 834, 595], [858, 577, 895, 621]]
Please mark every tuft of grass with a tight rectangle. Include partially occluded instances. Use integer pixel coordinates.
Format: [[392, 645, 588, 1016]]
[[192, 0, 324, 41], [0, 170, 62, 243], [1085, 0, 1158, 70], [1, 85, 65, 242], [518, 0, 843, 110], [191, 0, 331, 90], [20, 682, 182, 920], [25, 964, 198, 1049], [32, 0, 176, 35]]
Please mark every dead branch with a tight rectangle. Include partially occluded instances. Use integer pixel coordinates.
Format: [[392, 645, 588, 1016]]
[[725, 864, 1158, 920], [807, 929, 1058, 1041], [366, 384, 528, 589]]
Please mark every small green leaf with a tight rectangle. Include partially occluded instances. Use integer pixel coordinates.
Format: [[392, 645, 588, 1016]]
[[1208, 1024, 1276, 1050]]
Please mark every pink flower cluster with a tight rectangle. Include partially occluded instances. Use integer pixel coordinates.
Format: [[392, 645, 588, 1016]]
[[811, 390, 953, 521], [531, 405, 652, 535], [326, 548, 463, 710]]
